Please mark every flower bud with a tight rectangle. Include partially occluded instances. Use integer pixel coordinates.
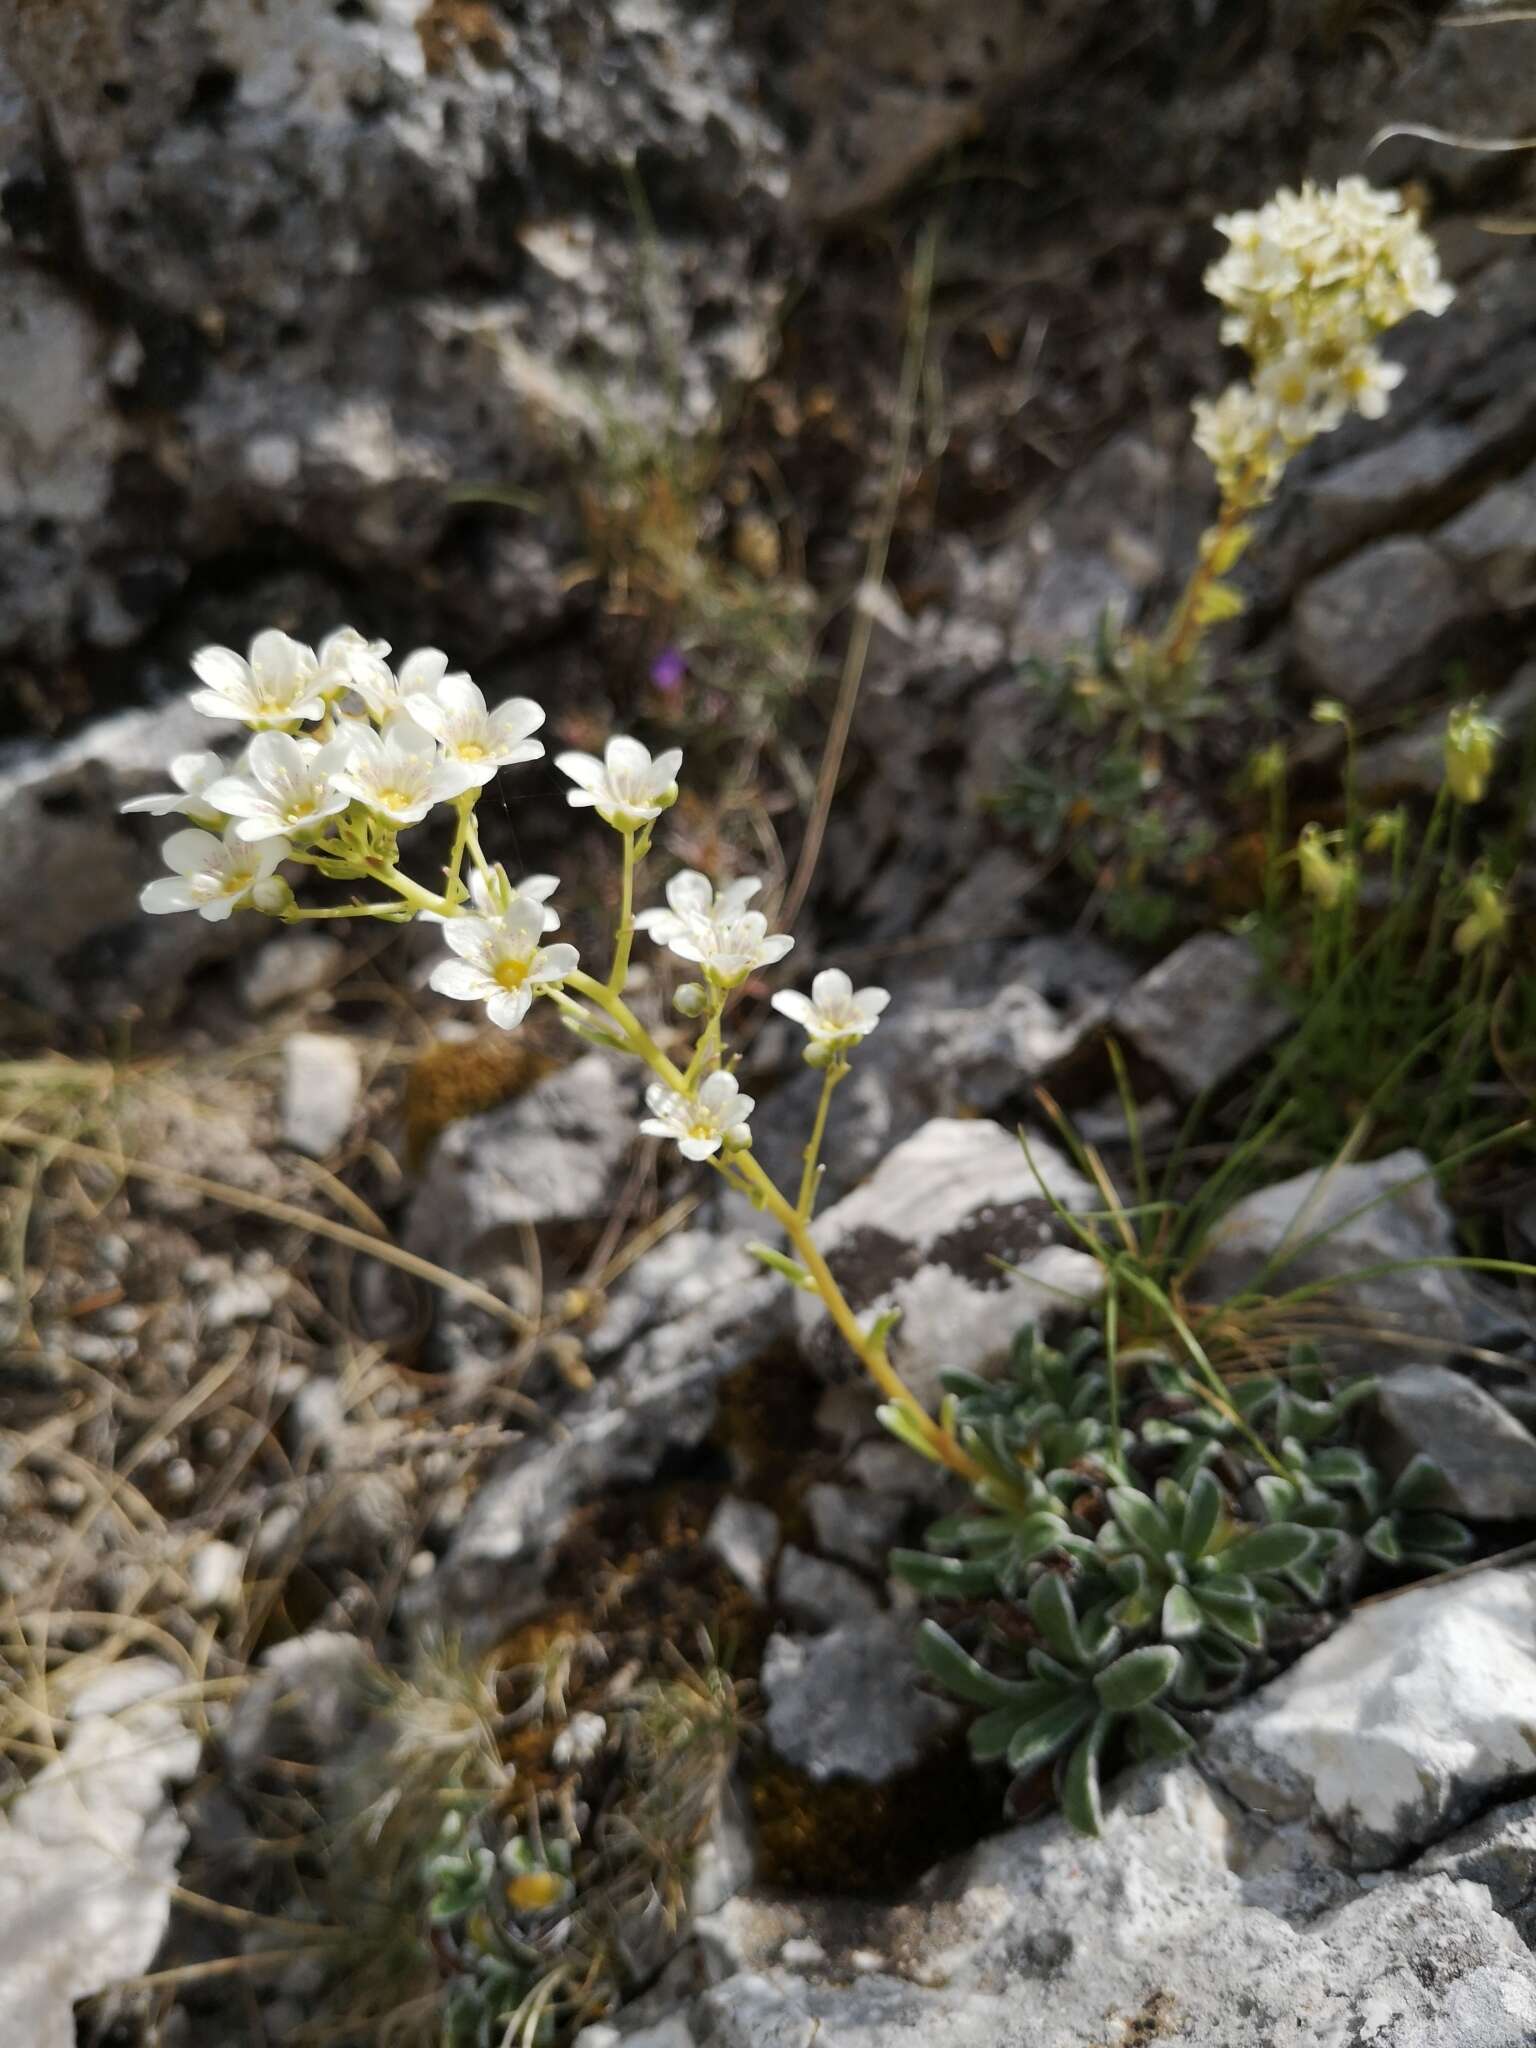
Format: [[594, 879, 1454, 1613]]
[[1444, 703, 1500, 806], [673, 981, 709, 1018], [1454, 871, 1507, 957], [1296, 823, 1353, 910], [1248, 741, 1287, 790], [251, 875, 294, 915], [1363, 808, 1406, 855]]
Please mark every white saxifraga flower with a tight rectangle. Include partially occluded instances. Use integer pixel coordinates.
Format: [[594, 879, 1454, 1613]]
[[1190, 384, 1277, 489], [204, 732, 353, 841], [421, 869, 563, 931], [428, 898, 578, 1031], [333, 717, 462, 827], [350, 645, 455, 721], [635, 868, 792, 989], [409, 676, 546, 794], [556, 735, 682, 831], [640, 1070, 756, 1162], [771, 969, 889, 1053], [188, 629, 329, 729], [139, 825, 288, 921], [120, 751, 227, 824]]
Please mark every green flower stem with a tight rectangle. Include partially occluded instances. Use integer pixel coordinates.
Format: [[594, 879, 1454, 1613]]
[[562, 968, 982, 1483], [682, 995, 725, 1091], [378, 865, 453, 918], [464, 813, 495, 885], [796, 1055, 847, 1222], [607, 829, 639, 992], [281, 900, 412, 921], [443, 796, 475, 908], [1159, 462, 1261, 675]]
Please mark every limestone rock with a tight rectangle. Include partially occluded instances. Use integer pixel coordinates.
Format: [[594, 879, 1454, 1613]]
[[804, 1482, 909, 1573], [773, 1547, 881, 1632], [1295, 536, 1472, 710], [280, 1030, 362, 1157], [1372, 1365, 1536, 1521], [1112, 932, 1289, 1100], [405, 1054, 633, 1266], [1193, 1147, 1522, 1370], [760, 1615, 957, 1783], [705, 1498, 781, 1603], [794, 1117, 1102, 1406], [1204, 1564, 1536, 1866], [0, 1660, 199, 2048]]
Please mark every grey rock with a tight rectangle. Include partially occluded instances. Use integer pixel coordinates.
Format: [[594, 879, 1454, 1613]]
[[794, 1117, 1102, 1407], [1372, 1364, 1536, 1520], [241, 932, 345, 1013], [773, 1547, 881, 1632], [1305, 421, 1489, 560], [1294, 536, 1472, 710], [405, 1054, 633, 1266], [0, 1659, 200, 2048], [224, 1630, 372, 1773], [280, 1030, 362, 1157], [705, 1498, 780, 1603], [1193, 1147, 1520, 1370], [0, 695, 244, 1018], [1112, 932, 1290, 1100], [1437, 463, 1536, 608], [419, 1225, 790, 1642], [760, 1615, 957, 1784], [0, 0, 792, 666], [1417, 1793, 1536, 1949], [676, 1765, 1536, 2048], [804, 1482, 909, 1573], [1204, 1563, 1536, 1867]]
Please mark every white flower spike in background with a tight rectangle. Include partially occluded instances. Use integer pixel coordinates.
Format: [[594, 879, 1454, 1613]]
[[640, 1070, 756, 1161], [139, 825, 289, 922], [557, 735, 683, 831], [428, 898, 579, 1031], [772, 969, 890, 1052]]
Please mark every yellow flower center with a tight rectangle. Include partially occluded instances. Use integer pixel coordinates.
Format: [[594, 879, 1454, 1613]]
[[494, 956, 530, 991], [377, 786, 413, 811], [454, 740, 487, 761]]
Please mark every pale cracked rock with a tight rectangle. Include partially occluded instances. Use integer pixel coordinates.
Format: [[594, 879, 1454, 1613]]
[[1294, 535, 1473, 710], [1203, 1563, 1536, 1867], [760, 1615, 957, 1783], [1192, 1147, 1523, 1370], [405, 1054, 634, 1267], [793, 1117, 1101, 1407], [1112, 932, 1289, 1101], [281, 1031, 363, 1157], [0, 1659, 200, 2048], [667, 1764, 1536, 2048], [1372, 1365, 1536, 1521]]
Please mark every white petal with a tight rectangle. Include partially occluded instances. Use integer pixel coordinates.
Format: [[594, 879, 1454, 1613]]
[[232, 812, 283, 841], [556, 750, 606, 792], [170, 751, 223, 793], [697, 1071, 741, 1114], [757, 934, 795, 965], [518, 874, 560, 901], [398, 648, 449, 694], [190, 646, 250, 694], [161, 828, 223, 876], [859, 987, 891, 1017], [485, 988, 533, 1030], [649, 746, 684, 787], [140, 876, 202, 914], [434, 674, 486, 720], [811, 969, 852, 1010], [430, 958, 496, 1002], [770, 991, 815, 1028], [247, 731, 305, 787], [666, 870, 714, 916], [121, 791, 189, 816], [639, 1116, 679, 1142], [717, 877, 762, 916], [384, 715, 436, 757], [678, 1134, 722, 1161], [605, 735, 652, 781], [488, 696, 545, 744], [249, 839, 289, 879], [535, 943, 579, 981]]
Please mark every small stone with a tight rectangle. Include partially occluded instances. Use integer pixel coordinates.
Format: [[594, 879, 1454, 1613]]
[[1294, 536, 1472, 710], [199, 1267, 287, 1330], [280, 1031, 362, 1157], [1203, 1563, 1536, 1866], [1436, 471, 1536, 607], [551, 1711, 607, 1769], [774, 1547, 881, 1632], [804, 1482, 909, 1572], [1112, 933, 1289, 1100], [760, 1615, 957, 1783], [1371, 1365, 1536, 1520], [779, 1937, 827, 1969], [186, 1539, 244, 1613], [241, 933, 345, 1013], [705, 1498, 780, 1603]]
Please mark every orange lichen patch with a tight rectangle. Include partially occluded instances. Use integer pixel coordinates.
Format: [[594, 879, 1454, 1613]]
[[403, 1031, 557, 1165], [416, 0, 508, 73], [750, 1740, 1000, 1897]]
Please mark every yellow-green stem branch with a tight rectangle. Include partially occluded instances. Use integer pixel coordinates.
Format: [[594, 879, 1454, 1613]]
[[608, 830, 638, 991], [796, 1057, 845, 1221]]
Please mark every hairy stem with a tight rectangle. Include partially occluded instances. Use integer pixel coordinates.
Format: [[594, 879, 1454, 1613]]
[[796, 1057, 845, 1221]]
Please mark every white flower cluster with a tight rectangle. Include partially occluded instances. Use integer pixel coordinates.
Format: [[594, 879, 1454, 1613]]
[[1192, 178, 1453, 490], [130, 623, 897, 1171]]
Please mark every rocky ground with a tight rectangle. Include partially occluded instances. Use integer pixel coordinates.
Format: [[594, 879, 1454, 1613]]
[[5, 2, 1536, 2045]]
